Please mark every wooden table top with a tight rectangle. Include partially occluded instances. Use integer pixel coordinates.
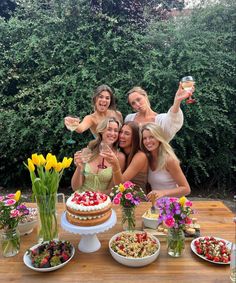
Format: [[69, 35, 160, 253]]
[[0, 201, 235, 283]]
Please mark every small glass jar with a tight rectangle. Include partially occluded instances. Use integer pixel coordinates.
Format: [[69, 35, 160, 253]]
[[121, 206, 136, 231], [0, 227, 20, 257], [167, 228, 185, 257]]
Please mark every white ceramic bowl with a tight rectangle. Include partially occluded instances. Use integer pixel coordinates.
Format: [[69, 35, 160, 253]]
[[18, 219, 37, 235], [142, 210, 159, 229], [109, 231, 160, 267]]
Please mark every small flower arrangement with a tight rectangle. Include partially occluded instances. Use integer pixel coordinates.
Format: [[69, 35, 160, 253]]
[[110, 181, 147, 208], [156, 196, 194, 257], [110, 181, 147, 231], [25, 153, 73, 242], [0, 190, 29, 230], [157, 196, 194, 229]]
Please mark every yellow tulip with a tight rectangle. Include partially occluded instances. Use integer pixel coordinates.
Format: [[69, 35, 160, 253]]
[[179, 196, 187, 206], [46, 153, 52, 162], [45, 160, 53, 171], [62, 157, 73, 168], [31, 153, 40, 166], [14, 190, 21, 202], [55, 162, 63, 172], [38, 154, 46, 165], [51, 155, 58, 168], [119, 184, 125, 193], [27, 158, 35, 172]]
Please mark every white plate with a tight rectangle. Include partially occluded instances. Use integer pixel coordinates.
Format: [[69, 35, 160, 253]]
[[191, 236, 231, 265], [23, 241, 75, 272]]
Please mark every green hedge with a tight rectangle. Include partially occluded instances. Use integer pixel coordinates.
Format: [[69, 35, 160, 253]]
[[0, 0, 235, 193]]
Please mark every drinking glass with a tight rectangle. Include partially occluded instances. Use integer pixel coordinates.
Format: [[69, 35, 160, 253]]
[[97, 142, 109, 169], [181, 76, 196, 104], [64, 115, 80, 144], [81, 147, 92, 164]]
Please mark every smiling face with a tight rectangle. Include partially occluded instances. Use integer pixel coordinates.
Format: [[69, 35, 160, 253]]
[[102, 121, 119, 145], [142, 129, 160, 153], [128, 92, 149, 112], [119, 125, 132, 149], [95, 91, 111, 112]]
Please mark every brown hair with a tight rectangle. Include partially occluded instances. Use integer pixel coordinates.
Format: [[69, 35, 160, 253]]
[[120, 121, 141, 167], [127, 86, 151, 107], [92, 84, 117, 110]]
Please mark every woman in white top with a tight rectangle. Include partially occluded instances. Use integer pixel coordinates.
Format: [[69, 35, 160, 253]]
[[65, 84, 123, 137], [140, 122, 191, 201], [125, 85, 190, 141]]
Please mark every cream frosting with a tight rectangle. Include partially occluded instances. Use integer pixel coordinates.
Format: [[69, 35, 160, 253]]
[[66, 191, 111, 212]]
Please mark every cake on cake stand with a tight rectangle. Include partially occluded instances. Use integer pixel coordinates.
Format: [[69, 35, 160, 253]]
[[61, 210, 117, 253]]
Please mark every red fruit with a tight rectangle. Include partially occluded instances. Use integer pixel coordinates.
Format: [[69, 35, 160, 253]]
[[61, 252, 70, 262], [197, 248, 203, 254], [213, 256, 220, 262]]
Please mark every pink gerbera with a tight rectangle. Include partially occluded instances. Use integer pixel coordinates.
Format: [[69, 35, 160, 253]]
[[4, 199, 16, 206], [113, 197, 120, 205], [10, 209, 20, 218], [164, 216, 175, 228], [124, 193, 133, 200], [116, 193, 122, 199], [6, 193, 15, 199], [123, 181, 134, 189]]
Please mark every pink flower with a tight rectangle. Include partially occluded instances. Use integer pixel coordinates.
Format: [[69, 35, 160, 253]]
[[123, 181, 134, 189], [10, 209, 20, 218], [113, 197, 120, 205], [124, 193, 133, 200], [116, 193, 122, 199], [164, 216, 175, 228], [0, 196, 4, 201], [4, 199, 16, 206], [6, 193, 15, 199], [185, 201, 192, 207], [169, 197, 178, 203]]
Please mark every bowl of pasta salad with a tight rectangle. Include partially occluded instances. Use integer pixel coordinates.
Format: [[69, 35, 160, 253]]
[[109, 231, 160, 267]]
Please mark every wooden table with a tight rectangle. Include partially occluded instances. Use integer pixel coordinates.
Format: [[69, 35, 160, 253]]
[[0, 201, 235, 283]]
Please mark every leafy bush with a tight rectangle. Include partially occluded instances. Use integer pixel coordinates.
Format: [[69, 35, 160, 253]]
[[0, 0, 235, 194]]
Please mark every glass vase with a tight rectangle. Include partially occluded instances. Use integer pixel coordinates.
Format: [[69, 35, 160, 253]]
[[167, 228, 185, 257], [0, 227, 20, 257], [36, 192, 58, 243], [121, 206, 136, 231]]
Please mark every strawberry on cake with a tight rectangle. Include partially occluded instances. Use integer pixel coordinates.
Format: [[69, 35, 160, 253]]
[[66, 191, 112, 226]]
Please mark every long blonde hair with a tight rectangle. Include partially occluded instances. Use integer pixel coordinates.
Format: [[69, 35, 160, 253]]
[[140, 123, 179, 170], [88, 117, 121, 160], [127, 86, 151, 108]]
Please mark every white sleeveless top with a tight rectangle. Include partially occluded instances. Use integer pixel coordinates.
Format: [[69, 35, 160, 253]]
[[148, 168, 177, 190], [124, 108, 183, 142]]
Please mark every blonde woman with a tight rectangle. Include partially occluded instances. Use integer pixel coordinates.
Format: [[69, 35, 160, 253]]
[[140, 123, 191, 201], [71, 117, 125, 194], [125, 86, 187, 141], [65, 84, 123, 137]]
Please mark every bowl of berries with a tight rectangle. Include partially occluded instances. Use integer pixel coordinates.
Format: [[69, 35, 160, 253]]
[[191, 236, 231, 264], [23, 240, 75, 272]]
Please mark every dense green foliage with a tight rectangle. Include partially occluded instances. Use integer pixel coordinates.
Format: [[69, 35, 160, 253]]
[[0, 0, 235, 193]]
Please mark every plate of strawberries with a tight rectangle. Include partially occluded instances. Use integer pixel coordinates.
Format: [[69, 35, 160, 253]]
[[23, 240, 75, 272], [191, 236, 231, 264]]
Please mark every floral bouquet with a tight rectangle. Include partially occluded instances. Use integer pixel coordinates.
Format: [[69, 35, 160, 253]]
[[156, 196, 194, 257], [25, 153, 73, 242], [110, 181, 147, 231], [0, 190, 29, 257]]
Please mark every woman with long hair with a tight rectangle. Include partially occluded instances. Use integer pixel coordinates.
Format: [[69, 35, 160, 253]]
[[140, 122, 191, 200], [71, 117, 125, 194], [101, 121, 148, 192], [125, 85, 188, 141], [65, 84, 122, 137]]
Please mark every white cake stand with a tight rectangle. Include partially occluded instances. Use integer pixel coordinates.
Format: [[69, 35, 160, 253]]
[[61, 209, 117, 253]]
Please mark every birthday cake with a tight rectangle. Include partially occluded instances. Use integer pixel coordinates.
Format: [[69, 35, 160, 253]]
[[66, 191, 112, 226]]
